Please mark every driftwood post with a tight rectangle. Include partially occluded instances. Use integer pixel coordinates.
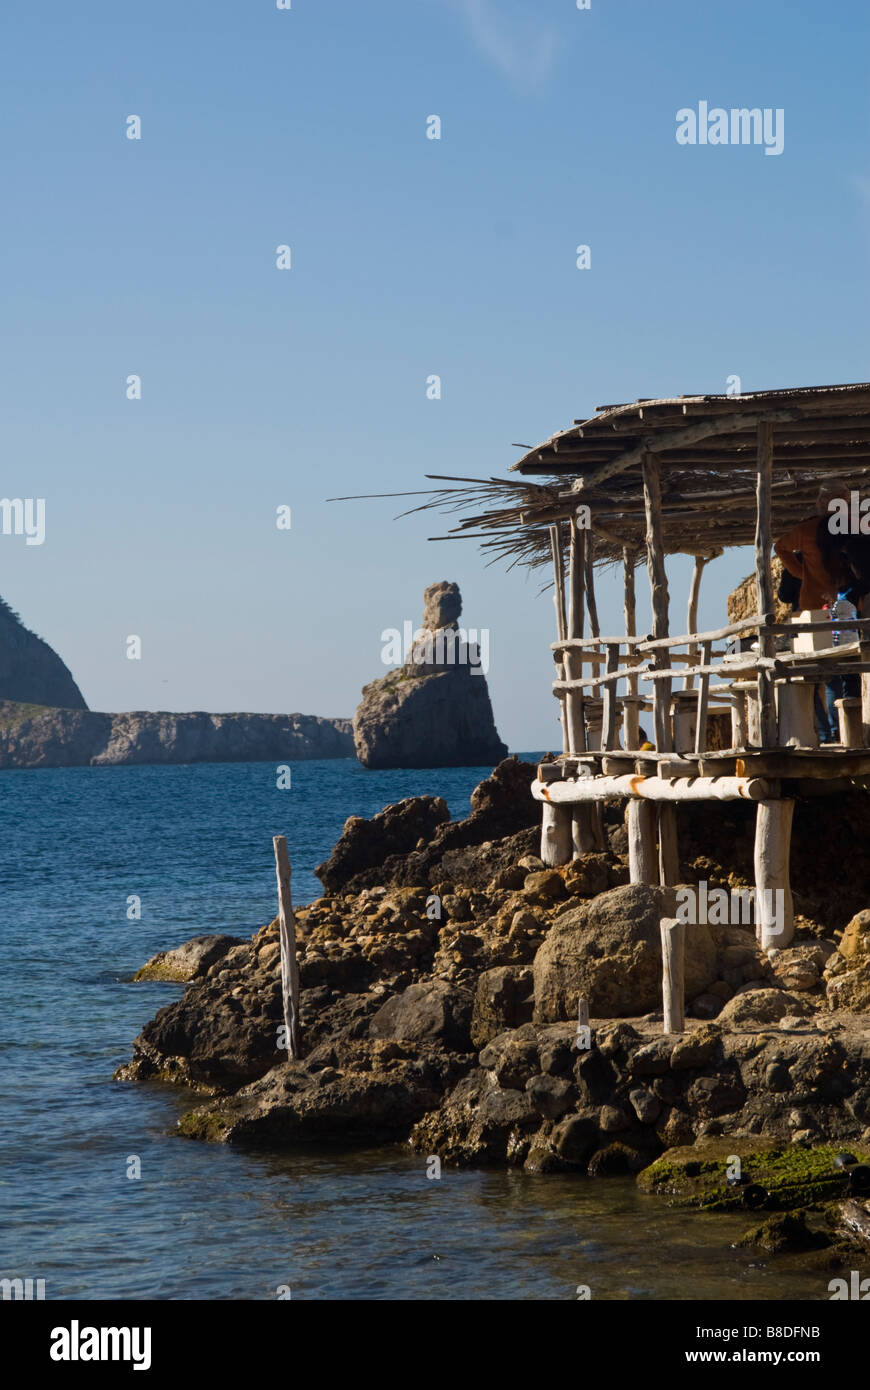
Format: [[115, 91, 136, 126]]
[[273, 834, 300, 1060], [583, 534, 607, 851], [753, 800, 795, 950], [657, 804, 679, 887], [627, 799, 657, 884], [566, 519, 587, 757], [642, 452, 672, 753], [755, 421, 778, 747], [660, 917, 686, 1034], [622, 548, 640, 750], [684, 553, 709, 691]]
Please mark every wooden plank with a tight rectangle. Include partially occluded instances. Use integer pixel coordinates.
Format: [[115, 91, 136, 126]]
[[273, 835, 300, 1061]]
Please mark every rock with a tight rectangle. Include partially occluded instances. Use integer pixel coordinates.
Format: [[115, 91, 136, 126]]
[[715, 988, 814, 1027], [670, 1027, 720, 1071], [629, 1087, 661, 1124], [133, 934, 243, 982], [551, 1111, 600, 1165], [841, 910, 870, 963], [471, 966, 534, 1048], [522, 870, 567, 904], [352, 582, 508, 769], [827, 961, 870, 1012], [0, 703, 354, 770], [738, 1212, 827, 1253], [599, 1104, 631, 1133], [638, 1139, 870, 1211], [479, 1029, 540, 1091], [0, 596, 86, 709], [525, 1073, 574, 1119], [369, 980, 473, 1050], [533, 884, 716, 1022], [689, 993, 724, 1019], [315, 796, 450, 893]]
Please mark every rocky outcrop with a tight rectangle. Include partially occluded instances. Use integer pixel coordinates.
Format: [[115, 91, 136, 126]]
[[353, 581, 507, 769], [0, 702, 354, 768], [0, 597, 87, 709], [117, 763, 870, 1273]]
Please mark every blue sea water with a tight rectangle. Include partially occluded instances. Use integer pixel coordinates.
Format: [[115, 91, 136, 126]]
[[0, 758, 829, 1300]]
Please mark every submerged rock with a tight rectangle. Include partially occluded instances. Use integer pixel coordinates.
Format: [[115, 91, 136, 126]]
[[133, 934, 243, 983]]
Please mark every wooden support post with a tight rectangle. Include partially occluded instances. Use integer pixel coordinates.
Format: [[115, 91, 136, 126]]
[[694, 639, 713, 754], [623, 548, 640, 750], [601, 642, 620, 751], [550, 524, 569, 757], [861, 641, 870, 747], [584, 531, 600, 641], [777, 681, 818, 748], [642, 452, 672, 753], [755, 421, 778, 747], [565, 519, 587, 756], [657, 804, 679, 887], [684, 554, 711, 691], [731, 689, 749, 748], [660, 917, 686, 1034], [273, 835, 300, 1061], [628, 799, 658, 884], [754, 799, 795, 951], [541, 799, 573, 867], [572, 808, 597, 858], [836, 697, 863, 749]]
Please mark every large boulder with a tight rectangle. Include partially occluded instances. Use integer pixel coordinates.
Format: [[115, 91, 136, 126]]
[[369, 979, 473, 1051], [532, 884, 717, 1021], [315, 796, 450, 893], [353, 582, 508, 769]]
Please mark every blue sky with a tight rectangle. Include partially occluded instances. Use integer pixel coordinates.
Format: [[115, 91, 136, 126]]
[[1, 0, 868, 748]]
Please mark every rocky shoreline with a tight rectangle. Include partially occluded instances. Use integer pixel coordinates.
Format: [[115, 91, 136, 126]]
[[117, 757, 870, 1263]]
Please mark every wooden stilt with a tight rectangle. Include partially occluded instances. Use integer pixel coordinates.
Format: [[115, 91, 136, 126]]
[[565, 520, 586, 756], [753, 799, 795, 950], [273, 835, 300, 1060], [541, 799, 572, 866], [755, 421, 778, 747], [684, 553, 713, 691], [731, 688, 749, 748], [642, 452, 672, 753], [657, 804, 679, 886], [550, 524, 569, 757], [623, 548, 640, 750], [628, 799, 657, 884], [660, 916, 686, 1034]]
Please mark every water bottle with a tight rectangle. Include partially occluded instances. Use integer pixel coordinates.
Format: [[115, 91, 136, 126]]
[[831, 592, 858, 646]]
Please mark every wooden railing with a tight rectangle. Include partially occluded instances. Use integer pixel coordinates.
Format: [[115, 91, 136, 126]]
[[549, 614, 870, 756]]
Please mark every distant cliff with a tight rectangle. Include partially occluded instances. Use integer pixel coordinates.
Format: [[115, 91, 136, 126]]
[[353, 581, 508, 769], [0, 598, 87, 709], [0, 703, 354, 769]]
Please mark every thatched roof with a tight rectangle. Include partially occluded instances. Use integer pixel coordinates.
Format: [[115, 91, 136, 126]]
[[411, 382, 870, 570]]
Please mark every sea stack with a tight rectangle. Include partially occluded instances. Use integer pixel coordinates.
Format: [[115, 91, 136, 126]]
[[353, 581, 508, 769], [0, 596, 87, 709]]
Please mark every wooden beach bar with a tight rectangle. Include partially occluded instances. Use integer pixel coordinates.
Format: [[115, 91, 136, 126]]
[[426, 383, 870, 958]]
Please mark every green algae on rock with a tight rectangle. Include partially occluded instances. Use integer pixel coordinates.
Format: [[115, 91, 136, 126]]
[[637, 1139, 870, 1212]]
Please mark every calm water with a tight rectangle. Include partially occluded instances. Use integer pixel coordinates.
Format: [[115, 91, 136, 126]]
[[0, 758, 830, 1300]]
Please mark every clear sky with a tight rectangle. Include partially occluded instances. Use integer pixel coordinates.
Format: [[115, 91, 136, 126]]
[[2, 0, 868, 749]]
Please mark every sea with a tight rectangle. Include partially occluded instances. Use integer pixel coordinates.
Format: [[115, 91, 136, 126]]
[[0, 757, 829, 1300]]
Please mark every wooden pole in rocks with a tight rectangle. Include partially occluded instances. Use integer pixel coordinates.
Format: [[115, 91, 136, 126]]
[[755, 421, 778, 748], [273, 835, 300, 1060], [753, 800, 795, 951], [627, 799, 657, 884], [660, 917, 686, 1034]]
